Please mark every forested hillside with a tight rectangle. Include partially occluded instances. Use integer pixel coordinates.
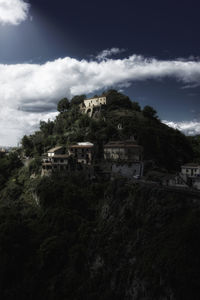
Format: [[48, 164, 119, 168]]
[[21, 89, 194, 171], [0, 90, 199, 300], [0, 173, 199, 299]]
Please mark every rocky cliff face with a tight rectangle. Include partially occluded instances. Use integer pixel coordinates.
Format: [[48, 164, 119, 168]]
[[87, 180, 200, 300]]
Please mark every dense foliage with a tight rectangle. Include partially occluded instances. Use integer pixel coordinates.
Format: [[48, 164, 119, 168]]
[[0, 152, 22, 190], [0, 90, 199, 299], [0, 173, 199, 299], [21, 90, 194, 171]]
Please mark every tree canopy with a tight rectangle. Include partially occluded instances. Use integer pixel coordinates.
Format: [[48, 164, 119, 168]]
[[57, 98, 70, 112]]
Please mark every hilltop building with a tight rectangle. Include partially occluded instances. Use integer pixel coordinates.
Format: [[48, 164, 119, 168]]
[[180, 163, 200, 190], [104, 140, 143, 178], [42, 143, 94, 175], [79, 96, 107, 117], [68, 142, 94, 165], [42, 146, 69, 175], [0, 148, 6, 158], [41, 137, 145, 179], [47, 146, 65, 157], [181, 163, 200, 177]]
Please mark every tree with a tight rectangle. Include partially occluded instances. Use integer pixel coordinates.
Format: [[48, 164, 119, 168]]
[[57, 98, 70, 113], [104, 89, 132, 109], [143, 105, 158, 119], [21, 135, 33, 157], [132, 101, 141, 112], [70, 95, 86, 106], [40, 120, 54, 136]]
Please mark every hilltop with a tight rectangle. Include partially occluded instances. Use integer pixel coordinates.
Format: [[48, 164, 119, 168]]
[[21, 89, 193, 172], [0, 90, 199, 300]]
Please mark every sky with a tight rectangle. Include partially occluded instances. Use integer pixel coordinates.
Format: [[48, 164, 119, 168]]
[[0, 0, 200, 146]]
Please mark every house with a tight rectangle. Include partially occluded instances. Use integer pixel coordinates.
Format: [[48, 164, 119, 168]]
[[42, 154, 70, 175], [181, 163, 200, 190], [104, 140, 143, 178], [84, 96, 106, 108], [0, 148, 6, 158], [104, 140, 142, 162], [68, 142, 94, 165], [47, 146, 65, 157], [79, 96, 106, 117], [162, 174, 189, 188], [42, 146, 68, 175], [181, 163, 200, 178]]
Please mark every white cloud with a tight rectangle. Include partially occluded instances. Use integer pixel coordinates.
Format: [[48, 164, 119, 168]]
[[0, 0, 29, 25], [96, 48, 125, 61], [163, 120, 200, 136], [1, 53, 200, 145], [0, 107, 57, 146]]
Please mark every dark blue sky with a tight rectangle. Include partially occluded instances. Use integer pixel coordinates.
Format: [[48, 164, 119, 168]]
[[29, 0, 200, 120], [0, 0, 200, 145]]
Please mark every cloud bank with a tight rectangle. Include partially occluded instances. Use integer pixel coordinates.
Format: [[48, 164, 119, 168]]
[[163, 120, 200, 136], [0, 0, 29, 25], [1, 53, 200, 145]]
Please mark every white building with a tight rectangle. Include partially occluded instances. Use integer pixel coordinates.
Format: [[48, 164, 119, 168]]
[[181, 163, 200, 190], [181, 163, 200, 177], [84, 96, 106, 108], [47, 146, 64, 157], [80, 96, 107, 117]]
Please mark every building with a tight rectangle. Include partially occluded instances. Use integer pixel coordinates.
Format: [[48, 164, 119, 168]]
[[42, 155, 70, 175], [42, 146, 68, 175], [47, 146, 65, 157], [84, 96, 106, 108], [104, 140, 143, 178], [104, 140, 142, 162], [68, 142, 94, 165], [181, 163, 200, 177], [0, 148, 6, 158], [180, 163, 200, 190], [79, 96, 107, 117]]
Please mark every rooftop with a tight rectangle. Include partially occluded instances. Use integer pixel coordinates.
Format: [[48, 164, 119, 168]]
[[182, 163, 200, 168], [69, 144, 94, 149], [104, 140, 141, 148], [84, 96, 106, 101], [47, 146, 64, 153], [53, 154, 69, 158]]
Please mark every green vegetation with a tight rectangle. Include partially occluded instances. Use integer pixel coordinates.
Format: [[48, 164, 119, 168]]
[[0, 174, 199, 299], [21, 89, 194, 171], [187, 135, 200, 163], [0, 89, 199, 299]]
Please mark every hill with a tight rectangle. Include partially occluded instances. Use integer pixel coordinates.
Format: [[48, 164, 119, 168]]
[[21, 89, 193, 171], [0, 90, 199, 300]]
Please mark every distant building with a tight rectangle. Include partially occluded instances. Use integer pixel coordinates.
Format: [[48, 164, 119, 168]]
[[104, 140, 142, 162], [42, 146, 68, 175], [84, 96, 106, 108], [180, 163, 200, 190], [104, 140, 143, 178], [162, 174, 189, 188], [79, 96, 107, 117], [0, 148, 6, 157], [68, 142, 94, 165], [42, 155, 70, 175], [181, 163, 200, 177], [47, 146, 65, 157]]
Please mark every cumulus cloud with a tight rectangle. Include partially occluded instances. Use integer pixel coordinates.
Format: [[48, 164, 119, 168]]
[[0, 107, 57, 146], [163, 120, 200, 136], [0, 0, 29, 25], [1, 52, 200, 145], [96, 48, 125, 61]]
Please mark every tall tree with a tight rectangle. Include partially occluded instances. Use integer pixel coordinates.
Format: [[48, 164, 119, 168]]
[[57, 98, 70, 112]]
